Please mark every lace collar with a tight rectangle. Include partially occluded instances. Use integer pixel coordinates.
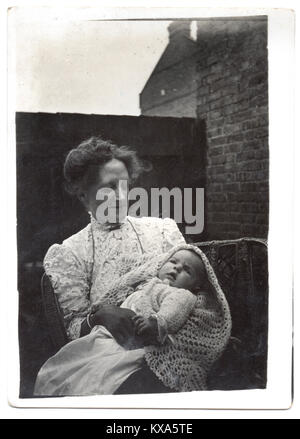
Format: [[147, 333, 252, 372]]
[[89, 213, 128, 233]]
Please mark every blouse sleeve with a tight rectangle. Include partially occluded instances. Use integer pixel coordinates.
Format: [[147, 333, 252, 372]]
[[161, 218, 186, 252], [43, 244, 91, 340]]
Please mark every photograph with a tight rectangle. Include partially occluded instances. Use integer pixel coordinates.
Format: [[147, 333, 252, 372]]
[[9, 6, 290, 409]]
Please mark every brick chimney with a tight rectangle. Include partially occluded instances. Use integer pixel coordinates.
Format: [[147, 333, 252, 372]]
[[167, 21, 192, 42]]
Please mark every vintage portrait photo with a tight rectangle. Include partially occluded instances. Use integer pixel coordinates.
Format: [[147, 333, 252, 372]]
[[7, 5, 294, 409]]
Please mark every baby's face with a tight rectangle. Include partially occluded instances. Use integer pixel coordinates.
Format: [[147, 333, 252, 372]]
[[158, 249, 205, 291]]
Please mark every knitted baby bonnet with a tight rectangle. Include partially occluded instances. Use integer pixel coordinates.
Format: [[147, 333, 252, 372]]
[[143, 242, 232, 392]]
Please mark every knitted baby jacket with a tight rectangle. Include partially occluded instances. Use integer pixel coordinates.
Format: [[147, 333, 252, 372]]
[[122, 277, 197, 343]]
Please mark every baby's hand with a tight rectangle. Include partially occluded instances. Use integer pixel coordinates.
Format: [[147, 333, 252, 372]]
[[131, 315, 159, 345], [132, 315, 152, 335]]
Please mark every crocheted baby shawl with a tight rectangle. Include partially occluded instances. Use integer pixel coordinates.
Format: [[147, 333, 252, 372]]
[[93, 243, 232, 392]]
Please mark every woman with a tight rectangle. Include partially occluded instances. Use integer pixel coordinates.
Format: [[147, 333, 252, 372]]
[[42, 135, 186, 393]]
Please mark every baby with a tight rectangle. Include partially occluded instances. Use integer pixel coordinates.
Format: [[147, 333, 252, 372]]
[[123, 248, 206, 347], [34, 245, 210, 396]]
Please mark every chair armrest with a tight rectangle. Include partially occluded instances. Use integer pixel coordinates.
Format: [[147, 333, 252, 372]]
[[40, 273, 69, 352]]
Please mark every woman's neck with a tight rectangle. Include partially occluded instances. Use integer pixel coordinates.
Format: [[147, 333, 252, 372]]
[[89, 213, 127, 231]]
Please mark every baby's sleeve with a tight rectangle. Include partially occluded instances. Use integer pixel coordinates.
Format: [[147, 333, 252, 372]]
[[156, 288, 197, 334], [43, 244, 91, 340]]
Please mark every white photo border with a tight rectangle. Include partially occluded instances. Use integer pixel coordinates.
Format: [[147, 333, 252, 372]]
[[5, 3, 295, 411]]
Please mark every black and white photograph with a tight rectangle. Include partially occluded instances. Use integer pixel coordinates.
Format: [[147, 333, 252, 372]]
[[6, 5, 294, 410]]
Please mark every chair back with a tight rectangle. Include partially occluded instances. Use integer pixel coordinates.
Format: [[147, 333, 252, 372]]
[[196, 238, 268, 389]]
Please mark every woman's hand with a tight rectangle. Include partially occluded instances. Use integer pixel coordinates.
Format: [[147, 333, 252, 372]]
[[90, 305, 137, 345]]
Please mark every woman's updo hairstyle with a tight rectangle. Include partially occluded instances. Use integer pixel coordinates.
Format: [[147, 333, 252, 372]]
[[64, 136, 147, 196]]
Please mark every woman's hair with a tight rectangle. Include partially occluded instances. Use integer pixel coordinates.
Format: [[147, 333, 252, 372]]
[[63, 136, 147, 196]]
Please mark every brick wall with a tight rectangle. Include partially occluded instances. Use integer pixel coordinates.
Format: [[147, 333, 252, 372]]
[[196, 18, 269, 239]]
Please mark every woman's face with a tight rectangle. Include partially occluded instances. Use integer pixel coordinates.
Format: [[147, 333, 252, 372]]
[[80, 158, 130, 224]]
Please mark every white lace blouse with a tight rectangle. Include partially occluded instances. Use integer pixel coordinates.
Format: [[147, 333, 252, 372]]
[[43, 216, 185, 340]]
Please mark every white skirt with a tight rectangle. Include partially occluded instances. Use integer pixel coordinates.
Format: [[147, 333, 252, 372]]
[[33, 325, 145, 397]]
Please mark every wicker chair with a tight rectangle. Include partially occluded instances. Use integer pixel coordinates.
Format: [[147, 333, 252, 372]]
[[41, 273, 69, 352], [40, 237, 268, 390]]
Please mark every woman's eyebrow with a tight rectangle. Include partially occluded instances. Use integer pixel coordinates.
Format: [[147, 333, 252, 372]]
[[99, 178, 127, 188]]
